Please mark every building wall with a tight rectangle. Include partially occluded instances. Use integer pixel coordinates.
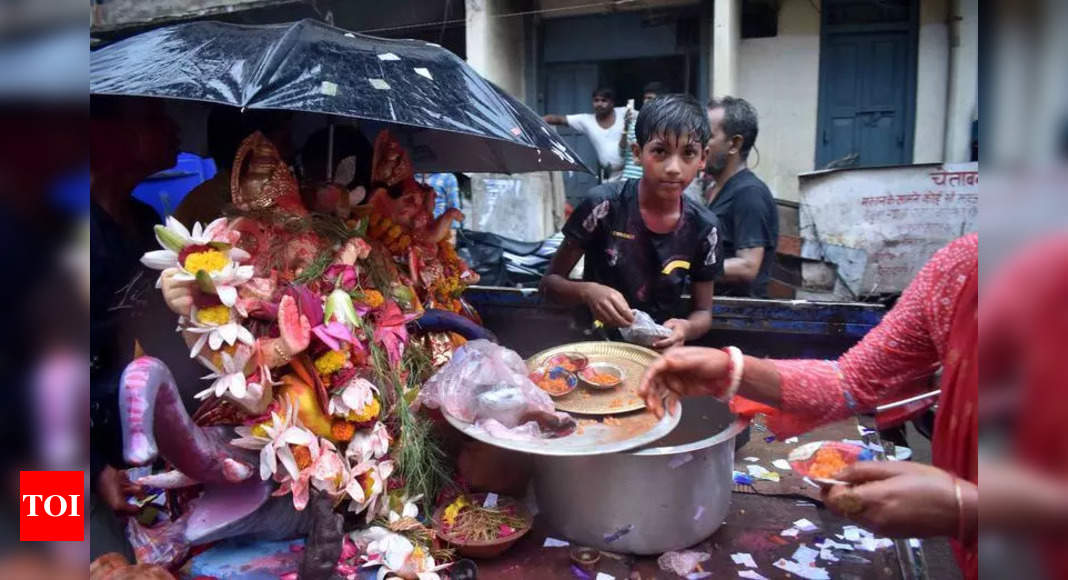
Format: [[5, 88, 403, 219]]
[[737, 0, 960, 201], [466, 0, 527, 101], [736, 0, 821, 202], [913, 0, 949, 162]]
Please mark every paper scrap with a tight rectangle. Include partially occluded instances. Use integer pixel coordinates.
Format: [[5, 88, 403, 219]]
[[785, 437, 799, 444], [773, 558, 829, 580], [815, 539, 854, 551], [731, 553, 758, 568], [792, 544, 819, 565], [773, 459, 792, 471], [839, 553, 872, 565], [780, 527, 800, 537], [543, 537, 570, 547], [738, 571, 769, 580], [685, 573, 712, 580], [603, 524, 633, 543], [819, 548, 840, 562], [794, 518, 818, 532], [368, 78, 391, 90], [859, 537, 894, 551], [764, 436, 776, 443], [842, 527, 862, 542], [483, 493, 498, 508], [670, 453, 695, 469], [744, 456, 760, 462], [909, 538, 921, 548], [746, 465, 781, 482], [413, 67, 433, 80], [694, 505, 705, 520], [802, 477, 820, 488], [320, 81, 338, 96], [733, 472, 754, 485], [377, 52, 401, 61], [595, 573, 615, 580]]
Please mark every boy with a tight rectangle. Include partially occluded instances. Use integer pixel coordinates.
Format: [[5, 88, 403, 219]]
[[541, 94, 723, 349]]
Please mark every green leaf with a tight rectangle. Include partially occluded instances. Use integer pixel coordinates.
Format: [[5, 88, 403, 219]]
[[154, 224, 187, 252]]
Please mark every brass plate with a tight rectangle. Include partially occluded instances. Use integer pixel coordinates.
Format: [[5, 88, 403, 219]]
[[528, 341, 656, 415]]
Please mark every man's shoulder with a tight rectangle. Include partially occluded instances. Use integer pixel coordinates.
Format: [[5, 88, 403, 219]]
[[732, 170, 774, 198], [584, 180, 628, 203]]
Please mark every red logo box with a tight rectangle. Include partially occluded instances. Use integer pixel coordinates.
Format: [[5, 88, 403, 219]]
[[20, 471, 84, 541]]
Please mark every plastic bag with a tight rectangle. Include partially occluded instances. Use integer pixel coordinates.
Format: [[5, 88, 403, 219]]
[[619, 309, 672, 346], [417, 340, 575, 438], [127, 509, 191, 568], [657, 550, 711, 576]]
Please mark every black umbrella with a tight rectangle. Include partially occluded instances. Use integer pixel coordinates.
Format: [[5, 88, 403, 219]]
[[90, 18, 590, 174]]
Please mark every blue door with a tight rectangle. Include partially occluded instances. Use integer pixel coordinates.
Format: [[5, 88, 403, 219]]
[[816, 0, 917, 169]]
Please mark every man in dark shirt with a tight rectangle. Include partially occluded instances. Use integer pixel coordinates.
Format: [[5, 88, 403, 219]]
[[703, 96, 779, 297], [542, 94, 723, 349]]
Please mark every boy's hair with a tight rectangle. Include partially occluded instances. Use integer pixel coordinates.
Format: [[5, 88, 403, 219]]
[[635, 93, 711, 148], [706, 96, 759, 160], [592, 87, 615, 101], [642, 81, 666, 95]]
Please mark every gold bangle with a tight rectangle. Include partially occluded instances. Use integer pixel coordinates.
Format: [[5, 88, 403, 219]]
[[954, 478, 965, 541], [274, 341, 291, 362]]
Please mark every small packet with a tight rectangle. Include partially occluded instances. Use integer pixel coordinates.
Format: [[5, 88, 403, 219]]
[[618, 309, 672, 346]]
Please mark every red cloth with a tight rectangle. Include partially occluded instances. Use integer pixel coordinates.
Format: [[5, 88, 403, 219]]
[[746, 234, 978, 578]]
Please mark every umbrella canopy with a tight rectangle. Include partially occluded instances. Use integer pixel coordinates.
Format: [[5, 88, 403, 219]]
[[90, 18, 589, 174]]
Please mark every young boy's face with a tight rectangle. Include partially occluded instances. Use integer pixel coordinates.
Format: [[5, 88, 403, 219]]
[[632, 132, 707, 199]]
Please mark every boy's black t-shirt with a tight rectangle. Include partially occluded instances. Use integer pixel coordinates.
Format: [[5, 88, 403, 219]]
[[562, 179, 724, 323], [706, 169, 779, 298]]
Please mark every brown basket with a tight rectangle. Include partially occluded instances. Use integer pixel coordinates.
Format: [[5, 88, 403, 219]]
[[432, 493, 533, 559]]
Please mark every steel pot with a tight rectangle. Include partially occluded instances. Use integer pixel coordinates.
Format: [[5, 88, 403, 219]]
[[532, 396, 748, 554]]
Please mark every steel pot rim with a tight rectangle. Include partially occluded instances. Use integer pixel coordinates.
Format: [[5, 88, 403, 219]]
[[629, 417, 750, 456]]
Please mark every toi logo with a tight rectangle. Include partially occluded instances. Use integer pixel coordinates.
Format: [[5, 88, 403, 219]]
[[20, 471, 84, 541]]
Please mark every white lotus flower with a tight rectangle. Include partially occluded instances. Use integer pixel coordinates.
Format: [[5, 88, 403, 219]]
[[183, 305, 255, 358], [345, 459, 394, 522], [140, 216, 252, 306], [194, 345, 254, 401], [353, 526, 449, 580], [328, 378, 380, 418], [231, 395, 313, 481], [345, 421, 392, 463]]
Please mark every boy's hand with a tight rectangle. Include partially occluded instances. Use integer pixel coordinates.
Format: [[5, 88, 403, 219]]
[[582, 284, 635, 328], [160, 268, 195, 317], [97, 465, 143, 516], [652, 318, 689, 350]]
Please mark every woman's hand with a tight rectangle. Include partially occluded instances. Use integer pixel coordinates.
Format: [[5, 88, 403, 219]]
[[581, 283, 635, 328], [638, 346, 731, 417], [822, 461, 959, 538], [652, 318, 690, 350], [96, 465, 143, 517], [160, 268, 194, 317]]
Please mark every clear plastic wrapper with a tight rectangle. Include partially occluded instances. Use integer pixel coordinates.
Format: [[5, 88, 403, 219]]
[[619, 309, 672, 346], [418, 340, 575, 439]]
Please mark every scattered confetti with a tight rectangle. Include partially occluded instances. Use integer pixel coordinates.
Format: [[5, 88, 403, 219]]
[[733, 472, 754, 486], [773, 558, 829, 580], [603, 524, 633, 543], [858, 537, 894, 551], [685, 573, 712, 580], [780, 528, 800, 538], [738, 571, 769, 580], [839, 553, 872, 565], [815, 539, 854, 551], [670, 453, 695, 469], [543, 537, 569, 547], [764, 436, 776, 443], [794, 518, 818, 532], [744, 456, 760, 462], [368, 78, 390, 90], [785, 437, 799, 444], [413, 67, 433, 80], [819, 548, 839, 562], [792, 544, 819, 565], [377, 52, 400, 61], [731, 553, 758, 568], [746, 465, 781, 482], [773, 459, 792, 471], [483, 493, 498, 508], [595, 573, 615, 580]]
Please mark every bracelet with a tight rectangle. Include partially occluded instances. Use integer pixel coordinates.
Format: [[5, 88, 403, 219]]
[[274, 341, 291, 363], [954, 477, 965, 541], [721, 346, 744, 401]]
